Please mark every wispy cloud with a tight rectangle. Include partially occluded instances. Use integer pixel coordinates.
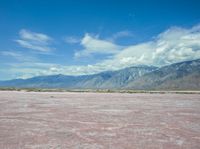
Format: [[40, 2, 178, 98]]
[[110, 30, 134, 41], [64, 36, 80, 44], [0, 51, 38, 62], [19, 29, 51, 42], [15, 29, 54, 52]]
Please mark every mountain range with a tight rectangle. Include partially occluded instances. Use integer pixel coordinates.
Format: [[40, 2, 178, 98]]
[[0, 59, 200, 90]]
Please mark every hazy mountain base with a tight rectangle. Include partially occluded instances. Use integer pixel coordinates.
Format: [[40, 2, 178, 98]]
[[0, 59, 200, 90]]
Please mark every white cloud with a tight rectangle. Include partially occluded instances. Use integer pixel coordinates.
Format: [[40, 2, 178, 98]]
[[15, 29, 54, 52], [19, 29, 51, 43], [94, 24, 200, 68], [3, 24, 200, 79], [74, 33, 123, 58], [111, 30, 133, 40], [64, 36, 80, 44], [0, 51, 38, 62], [1, 51, 21, 58], [152, 25, 200, 65], [73, 24, 200, 73]]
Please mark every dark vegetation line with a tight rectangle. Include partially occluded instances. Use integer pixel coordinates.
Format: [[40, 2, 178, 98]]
[[0, 87, 200, 94]]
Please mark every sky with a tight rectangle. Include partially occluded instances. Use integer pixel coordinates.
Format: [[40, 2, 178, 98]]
[[0, 0, 200, 80]]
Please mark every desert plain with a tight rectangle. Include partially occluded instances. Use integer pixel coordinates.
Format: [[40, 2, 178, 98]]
[[0, 91, 200, 149]]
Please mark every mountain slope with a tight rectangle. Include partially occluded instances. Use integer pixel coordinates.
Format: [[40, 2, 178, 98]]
[[126, 59, 200, 90], [0, 59, 199, 90], [0, 66, 156, 89], [100, 66, 157, 88]]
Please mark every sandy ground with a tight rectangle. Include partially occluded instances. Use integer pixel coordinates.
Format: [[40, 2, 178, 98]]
[[0, 91, 200, 149]]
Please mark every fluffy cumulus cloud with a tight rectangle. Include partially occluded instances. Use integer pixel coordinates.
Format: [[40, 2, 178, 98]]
[[15, 29, 54, 52], [73, 24, 200, 69], [74, 33, 123, 58], [110, 25, 199, 67], [152, 25, 200, 65]]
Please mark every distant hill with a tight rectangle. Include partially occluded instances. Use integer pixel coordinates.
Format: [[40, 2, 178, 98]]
[[0, 59, 200, 90]]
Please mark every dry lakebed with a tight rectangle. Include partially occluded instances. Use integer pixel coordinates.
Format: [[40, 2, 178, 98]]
[[0, 91, 200, 149]]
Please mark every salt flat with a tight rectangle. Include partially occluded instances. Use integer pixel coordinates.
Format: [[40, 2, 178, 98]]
[[0, 91, 200, 149]]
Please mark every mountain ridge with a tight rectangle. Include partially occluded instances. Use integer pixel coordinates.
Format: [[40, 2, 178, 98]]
[[0, 59, 200, 90]]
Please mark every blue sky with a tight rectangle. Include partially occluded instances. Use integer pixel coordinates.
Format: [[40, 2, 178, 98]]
[[0, 0, 200, 80]]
